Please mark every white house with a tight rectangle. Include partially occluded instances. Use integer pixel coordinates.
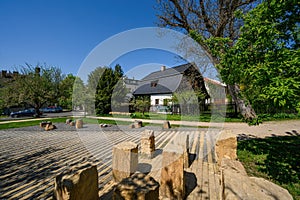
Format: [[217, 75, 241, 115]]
[[133, 63, 210, 113]]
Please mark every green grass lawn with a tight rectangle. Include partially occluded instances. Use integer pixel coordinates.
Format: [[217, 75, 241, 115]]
[[0, 116, 209, 130], [110, 112, 300, 123], [237, 135, 300, 199], [0, 117, 68, 130], [0, 117, 151, 130], [104, 112, 243, 122]]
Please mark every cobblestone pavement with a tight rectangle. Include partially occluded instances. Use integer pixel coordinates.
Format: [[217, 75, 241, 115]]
[[0, 123, 214, 199]]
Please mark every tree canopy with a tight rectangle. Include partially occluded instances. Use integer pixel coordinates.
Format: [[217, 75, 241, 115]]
[[59, 74, 76, 110], [59, 74, 85, 111], [220, 0, 300, 115], [0, 64, 63, 116], [87, 64, 125, 115]]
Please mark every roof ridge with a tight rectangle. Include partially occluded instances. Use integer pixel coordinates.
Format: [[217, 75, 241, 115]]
[[141, 63, 191, 81]]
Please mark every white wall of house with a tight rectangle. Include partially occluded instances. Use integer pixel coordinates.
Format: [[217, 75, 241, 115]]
[[150, 94, 172, 106], [204, 79, 229, 104]]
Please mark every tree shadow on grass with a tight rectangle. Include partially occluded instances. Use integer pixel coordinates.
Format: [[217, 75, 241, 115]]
[[238, 132, 300, 185]]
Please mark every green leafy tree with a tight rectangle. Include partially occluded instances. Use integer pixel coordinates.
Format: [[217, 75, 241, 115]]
[[87, 64, 125, 115], [96, 67, 115, 114], [72, 77, 86, 111], [111, 80, 130, 112], [156, 0, 260, 121], [59, 74, 76, 110], [220, 0, 300, 116], [173, 90, 199, 114], [133, 96, 151, 116], [58, 74, 87, 111], [174, 72, 207, 114], [0, 64, 63, 117], [86, 67, 105, 114]]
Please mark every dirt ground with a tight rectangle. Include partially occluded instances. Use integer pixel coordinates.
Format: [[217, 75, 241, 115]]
[[222, 120, 300, 139]]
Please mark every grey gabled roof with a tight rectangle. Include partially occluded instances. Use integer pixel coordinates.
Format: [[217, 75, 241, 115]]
[[133, 83, 172, 95], [133, 63, 196, 95], [141, 63, 191, 81]]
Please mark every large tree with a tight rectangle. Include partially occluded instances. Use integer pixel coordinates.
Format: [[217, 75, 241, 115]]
[[87, 64, 125, 115], [132, 96, 151, 116], [156, 0, 260, 121], [59, 74, 86, 110], [220, 0, 300, 115], [59, 74, 76, 110], [72, 77, 87, 111], [0, 64, 63, 116]]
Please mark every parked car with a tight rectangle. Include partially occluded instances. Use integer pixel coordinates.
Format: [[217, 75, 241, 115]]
[[53, 106, 63, 112], [10, 108, 38, 118], [40, 106, 62, 113], [1, 108, 11, 116]]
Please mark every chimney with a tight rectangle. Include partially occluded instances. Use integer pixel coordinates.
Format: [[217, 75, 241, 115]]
[[1, 70, 7, 78], [35, 67, 41, 75], [161, 66, 166, 71], [13, 71, 19, 77]]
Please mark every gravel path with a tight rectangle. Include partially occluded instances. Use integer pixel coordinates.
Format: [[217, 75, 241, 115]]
[[222, 120, 300, 139]]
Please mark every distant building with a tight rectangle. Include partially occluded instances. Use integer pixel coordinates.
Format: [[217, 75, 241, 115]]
[[123, 77, 139, 93], [0, 70, 20, 89], [133, 63, 210, 113], [203, 77, 228, 104], [0, 70, 19, 80]]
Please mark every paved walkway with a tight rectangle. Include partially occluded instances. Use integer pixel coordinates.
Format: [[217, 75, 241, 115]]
[[0, 117, 53, 124]]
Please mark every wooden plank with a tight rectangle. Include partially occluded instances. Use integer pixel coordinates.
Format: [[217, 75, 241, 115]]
[[206, 133, 220, 200]]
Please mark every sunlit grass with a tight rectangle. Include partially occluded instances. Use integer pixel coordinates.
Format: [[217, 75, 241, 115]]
[[0, 118, 68, 130], [238, 135, 300, 199]]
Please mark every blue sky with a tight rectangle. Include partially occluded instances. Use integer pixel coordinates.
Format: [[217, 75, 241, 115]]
[[0, 0, 216, 80]]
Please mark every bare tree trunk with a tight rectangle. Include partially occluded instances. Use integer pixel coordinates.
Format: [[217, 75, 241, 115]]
[[34, 107, 41, 118], [227, 84, 257, 121]]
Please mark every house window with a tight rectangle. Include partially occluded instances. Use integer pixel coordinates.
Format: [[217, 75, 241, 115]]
[[151, 80, 158, 87], [155, 99, 159, 105]]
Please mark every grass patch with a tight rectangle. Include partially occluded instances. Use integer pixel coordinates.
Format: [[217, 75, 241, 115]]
[[238, 135, 300, 199], [0, 116, 211, 130], [0, 117, 137, 130], [100, 112, 242, 123], [0, 118, 68, 130], [258, 113, 300, 121], [109, 112, 300, 123]]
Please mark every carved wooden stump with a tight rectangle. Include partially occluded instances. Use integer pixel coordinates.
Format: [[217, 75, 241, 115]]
[[140, 130, 155, 159], [163, 120, 171, 129], [53, 163, 98, 200], [69, 121, 75, 126], [45, 123, 56, 131], [66, 119, 72, 125], [112, 141, 138, 182], [40, 121, 52, 128], [215, 130, 237, 166], [172, 134, 189, 169], [134, 120, 142, 128], [75, 119, 83, 129], [113, 173, 159, 200], [160, 140, 185, 199]]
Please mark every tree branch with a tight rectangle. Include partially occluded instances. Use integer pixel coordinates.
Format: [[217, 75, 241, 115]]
[[170, 0, 192, 31], [198, 0, 216, 35]]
